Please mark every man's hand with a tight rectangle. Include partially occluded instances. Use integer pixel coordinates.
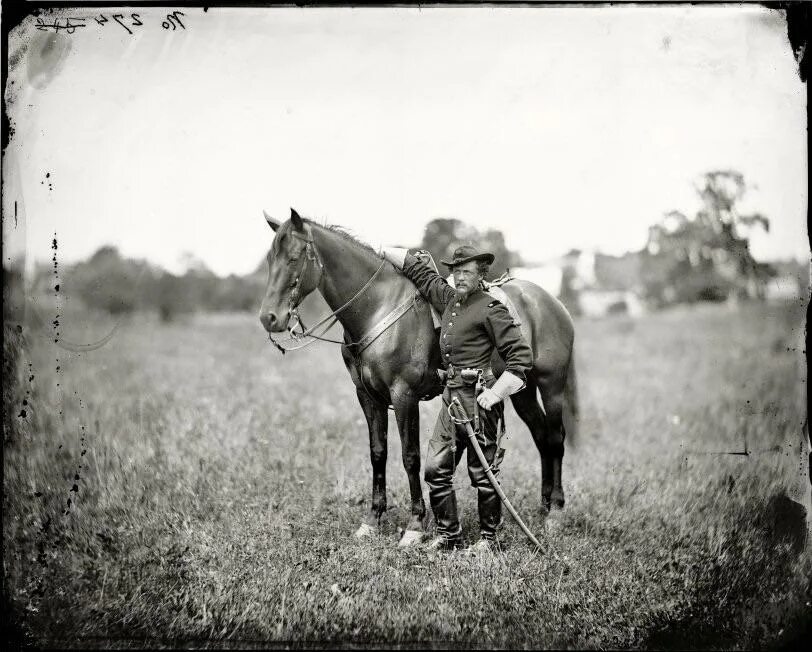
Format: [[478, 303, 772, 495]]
[[413, 249, 432, 262], [477, 387, 502, 411]]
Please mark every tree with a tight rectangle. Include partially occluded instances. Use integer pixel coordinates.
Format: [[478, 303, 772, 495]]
[[68, 246, 157, 315], [642, 171, 773, 304], [695, 170, 770, 236], [419, 218, 522, 280], [152, 272, 197, 322]]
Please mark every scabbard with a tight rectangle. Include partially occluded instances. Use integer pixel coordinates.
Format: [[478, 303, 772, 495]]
[[473, 390, 480, 435], [450, 397, 544, 551]]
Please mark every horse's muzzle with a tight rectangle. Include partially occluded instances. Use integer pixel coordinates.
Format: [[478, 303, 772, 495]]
[[259, 310, 289, 333]]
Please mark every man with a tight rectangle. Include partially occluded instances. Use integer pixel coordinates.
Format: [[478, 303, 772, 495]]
[[380, 244, 533, 552]]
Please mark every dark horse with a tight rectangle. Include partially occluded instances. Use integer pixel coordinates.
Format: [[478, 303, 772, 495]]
[[259, 209, 577, 544]]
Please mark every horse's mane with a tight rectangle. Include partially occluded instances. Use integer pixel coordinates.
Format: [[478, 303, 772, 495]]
[[305, 218, 379, 257]]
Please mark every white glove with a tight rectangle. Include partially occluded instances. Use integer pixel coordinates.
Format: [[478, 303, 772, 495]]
[[476, 387, 502, 411], [476, 371, 525, 410], [381, 247, 409, 270]]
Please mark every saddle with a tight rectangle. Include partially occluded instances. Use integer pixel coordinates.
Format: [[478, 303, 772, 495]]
[[482, 271, 513, 289]]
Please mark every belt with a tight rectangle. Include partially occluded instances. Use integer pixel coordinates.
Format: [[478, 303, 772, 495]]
[[443, 366, 493, 435], [445, 365, 493, 379], [443, 365, 494, 384]]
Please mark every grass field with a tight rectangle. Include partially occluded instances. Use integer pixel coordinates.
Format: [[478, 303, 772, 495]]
[[3, 298, 810, 648]]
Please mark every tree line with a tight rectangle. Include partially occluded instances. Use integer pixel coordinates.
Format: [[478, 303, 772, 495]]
[[11, 170, 794, 322], [26, 246, 266, 322]]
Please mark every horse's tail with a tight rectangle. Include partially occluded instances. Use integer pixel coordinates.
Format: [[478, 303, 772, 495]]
[[563, 348, 579, 446]]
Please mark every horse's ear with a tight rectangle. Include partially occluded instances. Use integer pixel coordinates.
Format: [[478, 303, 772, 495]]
[[263, 210, 281, 232], [290, 207, 305, 231]]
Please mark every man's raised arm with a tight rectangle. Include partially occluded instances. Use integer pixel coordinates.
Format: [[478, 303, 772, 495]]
[[381, 247, 455, 313]]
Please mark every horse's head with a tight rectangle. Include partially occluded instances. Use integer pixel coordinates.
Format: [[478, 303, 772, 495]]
[[259, 208, 323, 333]]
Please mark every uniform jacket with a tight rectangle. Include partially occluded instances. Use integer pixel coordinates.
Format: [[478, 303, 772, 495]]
[[401, 253, 533, 383]]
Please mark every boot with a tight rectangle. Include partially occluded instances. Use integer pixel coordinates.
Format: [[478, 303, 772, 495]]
[[466, 538, 499, 555], [478, 491, 503, 541], [425, 531, 463, 551]]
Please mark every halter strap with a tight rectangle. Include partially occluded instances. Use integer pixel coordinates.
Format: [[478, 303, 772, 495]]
[[268, 227, 388, 352]]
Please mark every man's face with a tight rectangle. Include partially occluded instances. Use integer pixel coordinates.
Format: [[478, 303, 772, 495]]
[[452, 260, 481, 300]]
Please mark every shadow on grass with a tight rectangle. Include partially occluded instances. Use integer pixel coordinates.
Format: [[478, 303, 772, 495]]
[[643, 492, 809, 650], [2, 590, 37, 651]]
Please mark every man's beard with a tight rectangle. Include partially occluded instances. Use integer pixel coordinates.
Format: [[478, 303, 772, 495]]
[[453, 275, 482, 302], [454, 286, 471, 302]]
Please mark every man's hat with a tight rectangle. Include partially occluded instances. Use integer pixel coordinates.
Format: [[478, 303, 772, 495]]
[[440, 245, 495, 268]]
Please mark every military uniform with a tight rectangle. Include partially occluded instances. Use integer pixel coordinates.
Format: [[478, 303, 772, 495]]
[[401, 252, 533, 542]]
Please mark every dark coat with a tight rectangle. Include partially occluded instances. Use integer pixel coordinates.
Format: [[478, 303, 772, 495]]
[[402, 253, 533, 383]]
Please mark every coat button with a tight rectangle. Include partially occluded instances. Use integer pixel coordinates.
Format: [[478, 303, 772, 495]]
[[448, 322, 453, 327], [451, 312, 456, 316]]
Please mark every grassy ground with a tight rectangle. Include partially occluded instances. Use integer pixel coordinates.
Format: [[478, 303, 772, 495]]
[[3, 298, 810, 648]]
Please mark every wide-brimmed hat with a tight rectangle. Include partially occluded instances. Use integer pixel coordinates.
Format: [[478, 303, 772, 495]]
[[440, 245, 495, 268]]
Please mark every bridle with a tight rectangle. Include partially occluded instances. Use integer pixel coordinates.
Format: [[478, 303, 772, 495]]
[[284, 229, 325, 335], [266, 225, 428, 411], [267, 226, 387, 354]]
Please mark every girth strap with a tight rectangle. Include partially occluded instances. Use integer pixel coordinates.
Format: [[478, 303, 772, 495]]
[[347, 292, 420, 355]]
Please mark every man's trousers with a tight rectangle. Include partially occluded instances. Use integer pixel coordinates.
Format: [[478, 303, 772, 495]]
[[424, 385, 504, 540]]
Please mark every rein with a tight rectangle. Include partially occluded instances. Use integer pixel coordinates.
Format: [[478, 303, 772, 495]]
[[267, 228, 389, 354]]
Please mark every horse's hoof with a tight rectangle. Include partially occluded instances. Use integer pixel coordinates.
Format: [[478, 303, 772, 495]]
[[544, 510, 564, 534], [551, 492, 565, 511], [397, 529, 424, 547], [354, 523, 377, 539]]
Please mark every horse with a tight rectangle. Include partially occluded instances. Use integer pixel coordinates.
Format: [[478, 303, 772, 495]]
[[259, 208, 578, 545]]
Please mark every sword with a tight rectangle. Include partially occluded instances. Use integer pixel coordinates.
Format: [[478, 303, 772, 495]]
[[449, 396, 545, 551]]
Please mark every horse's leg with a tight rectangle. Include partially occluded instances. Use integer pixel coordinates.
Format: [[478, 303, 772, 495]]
[[354, 387, 389, 538], [509, 383, 556, 514], [539, 384, 567, 511], [393, 393, 427, 546]]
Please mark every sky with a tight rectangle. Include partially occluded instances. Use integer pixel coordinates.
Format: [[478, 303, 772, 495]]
[[4, 5, 808, 277]]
